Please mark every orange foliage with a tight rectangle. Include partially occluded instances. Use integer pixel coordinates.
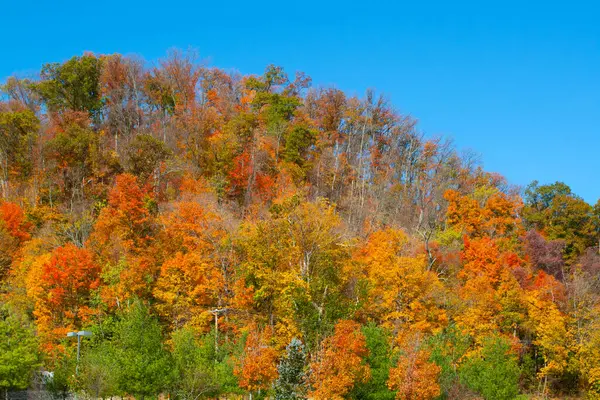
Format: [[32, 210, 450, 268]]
[[456, 236, 525, 340], [353, 229, 447, 337], [444, 189, 522, 239], [92, 173, 153, 253], [91, 174, 157, 304], [234, 324, 279, 393], [309, 320, 370, 400], [388, 347, 441, 400], [30, 244, 100, 347], [0, 201, 31, 242]]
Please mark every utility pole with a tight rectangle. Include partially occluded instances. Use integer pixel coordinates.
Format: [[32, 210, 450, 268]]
[[209, 308, 227, 352]]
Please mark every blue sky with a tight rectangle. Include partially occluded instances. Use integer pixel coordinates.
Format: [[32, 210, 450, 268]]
[[2, 0, 599, 203]]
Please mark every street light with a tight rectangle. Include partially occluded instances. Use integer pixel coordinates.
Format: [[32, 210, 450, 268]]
[[66, 331, 92, 374]]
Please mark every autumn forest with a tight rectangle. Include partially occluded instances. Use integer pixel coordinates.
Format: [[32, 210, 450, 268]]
[[1, 51, 599, 400]]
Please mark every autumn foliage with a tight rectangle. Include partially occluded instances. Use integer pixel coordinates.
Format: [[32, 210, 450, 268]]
[[309, 320, 371, 399], [0, 51, 599, 399]]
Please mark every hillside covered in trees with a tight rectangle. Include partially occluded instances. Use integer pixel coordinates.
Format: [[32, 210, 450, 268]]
[[1, 51, 600, 400]]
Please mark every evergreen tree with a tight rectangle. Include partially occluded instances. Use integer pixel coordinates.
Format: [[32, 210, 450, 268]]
[[274, 338, 307, 400]]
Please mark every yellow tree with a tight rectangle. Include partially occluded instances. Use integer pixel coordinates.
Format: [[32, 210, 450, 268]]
[[235, 197, 348, 348], [352, 229, 448, 340], [526, 287, 573, 393], [154, 251, 224, 331]]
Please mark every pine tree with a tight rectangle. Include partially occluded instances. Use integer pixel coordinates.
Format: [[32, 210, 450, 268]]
[[274, 338, 307, 400]]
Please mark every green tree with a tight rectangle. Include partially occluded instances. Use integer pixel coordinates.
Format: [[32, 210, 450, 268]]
[[523, 181, 599, 260], [171, 328, 233, 400], [427, 324, 471, 398], [112, 301, 173, 399], [34, 55, 103, 120], [0, 306, 40, 394], [44, 120, 103, 202], [349, 324, 395, 400], [274, 338, 307, 400], [45, 354, 75, 400], [78, 333, 120, 399], [459, 336, 520, 400], [283, 125, 315, 167], [0, 108, 39, 196]]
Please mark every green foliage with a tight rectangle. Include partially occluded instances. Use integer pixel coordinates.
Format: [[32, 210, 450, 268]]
[[247, 65, 302, 134], [108, 301, 173, 397], [171, 327, 240, 399], [34, 55, 103, 120], [524, 181, 572, 211], [349, 324, 395, 400], [0, 306, 40, 390], [45, 353, 75, 400], [78, 342, 120, 398], [126, 133, 171, 180], [459, 336, 521, 400], [283, 126, 315, 166], [0, 108, 38, 180], [274, 338, 307, 400], [427, 324, 471, 398], [44, 122, 101, 198], [523, 181, 599, 260]]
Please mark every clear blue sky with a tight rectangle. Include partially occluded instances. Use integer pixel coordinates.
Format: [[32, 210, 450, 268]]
[[2, 0, 599, 203]]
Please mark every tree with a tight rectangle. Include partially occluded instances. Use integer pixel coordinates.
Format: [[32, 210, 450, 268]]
[[111, 301, 173, 399], [444, 188, 522, 239], [100, 54, 145, 152], [154, 252, 224, 331], [427, 325, 471, 398], [388, 345, 441, 400], [523, 181, 598, 260], [523, 229, 565, 280], [349, 323, 396, 400], [0, 108, 38, 197], [0, 202, 32, 280], [44, 114, 101, 203], [91, 173, 157, 304], [308, 320, 370, 400], [30, 243, 100, 347], [34, 54, 103, 121], [455, 236, 525, 341], [0, 306, 40, 394], [526, 289, 573, 393], [352, 229, 447, 339], [274, 338, 308, 400], [170, 327, 233, 400], [235, 197, 349, 350], [234, 324, 279, 398], [154, 197, 227, 331], [459, 336, 521, 400], [125, 133, 171, 182], [78, 340, 120, 399]]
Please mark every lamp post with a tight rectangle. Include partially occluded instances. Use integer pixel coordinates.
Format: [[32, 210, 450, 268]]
[[66, 331, 92, 374]]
